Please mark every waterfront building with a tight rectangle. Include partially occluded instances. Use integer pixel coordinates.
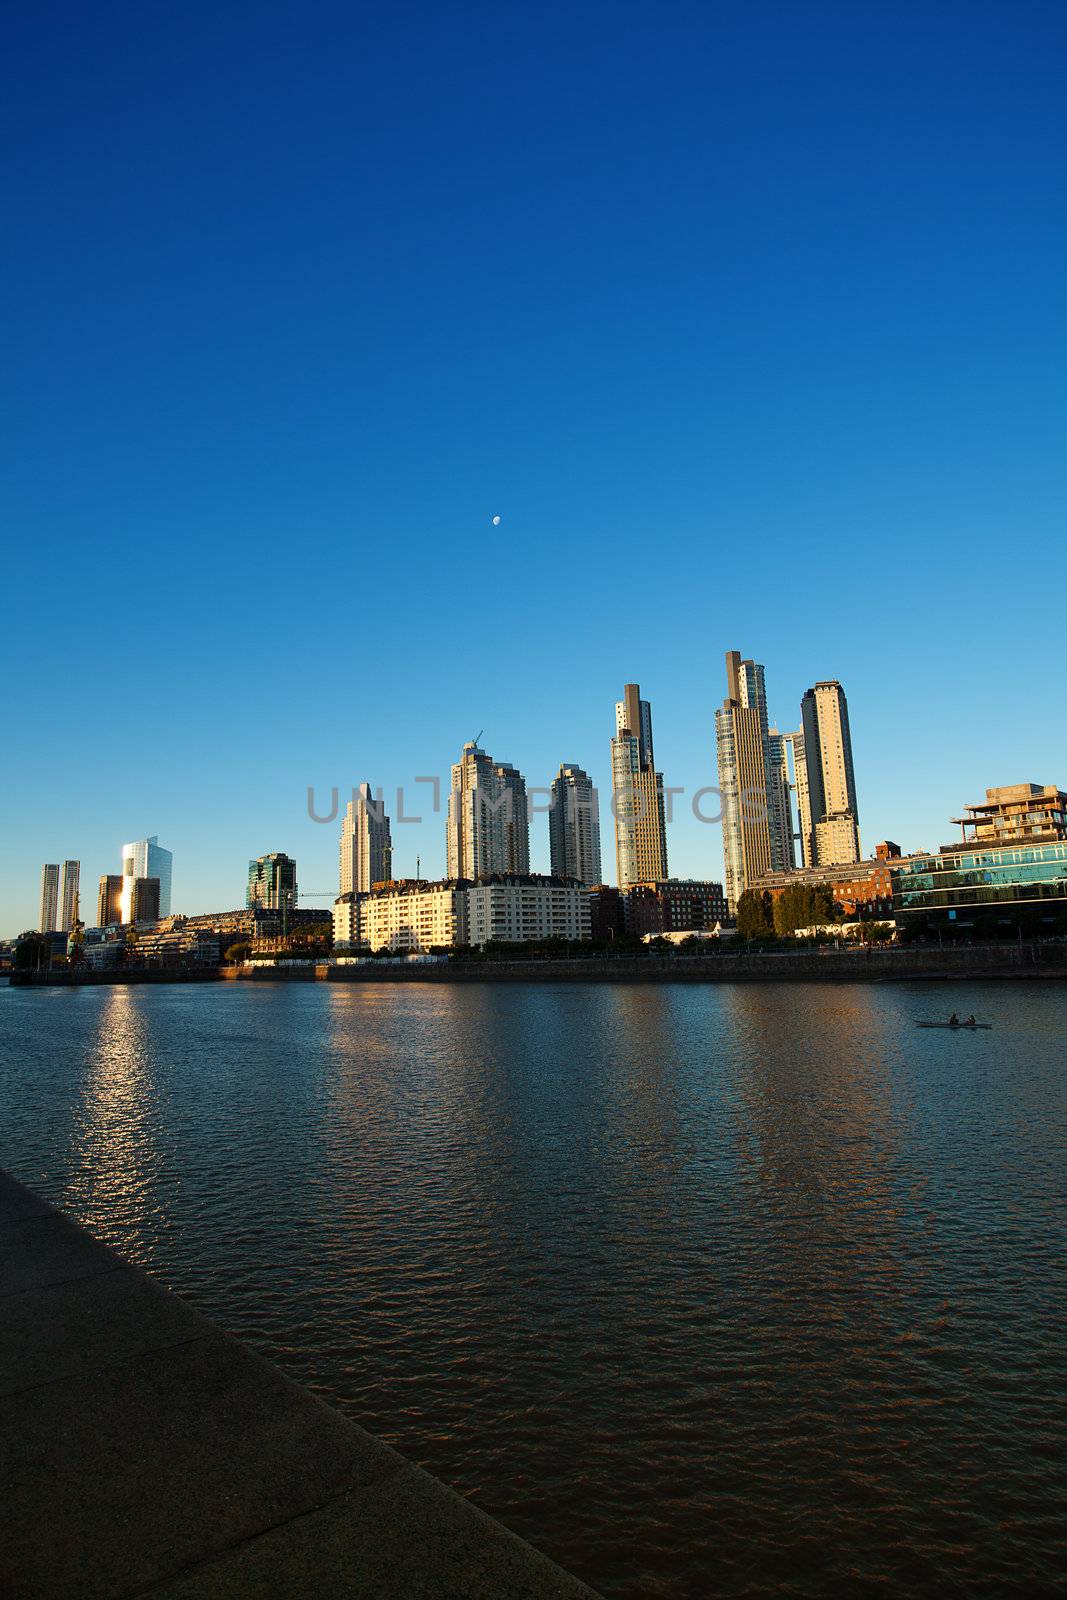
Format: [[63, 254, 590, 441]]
[[446, 743, 530, 880], [716, 653, 793, 909], [587, 883, 624, 942], [97, 874, 124, 927], [549, 765, 603, 886], [797, 681, 861, 866], [952, 783, 1067, 845], [247, 852, 298, 913], [57, 860, 80, 932], [465, 875, 590, 947], [892, 841, 1067, 925], [39, 864, 59, 932], [751, 856, 903, 921], [624, 879, 729, 937], [893, 782, 1067, 929], [120, 836, 173, 920], [339, 784, 393, 895], [334, 880, 465, 954], [128, 877, 161, 924], [611, 684, 668, 890]]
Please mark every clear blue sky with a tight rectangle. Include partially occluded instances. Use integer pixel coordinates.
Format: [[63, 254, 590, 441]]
[[3, 0, 1065, 934]]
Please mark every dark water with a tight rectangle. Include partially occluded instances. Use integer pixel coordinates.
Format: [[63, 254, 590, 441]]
[[1, 979, 1064, 1598]]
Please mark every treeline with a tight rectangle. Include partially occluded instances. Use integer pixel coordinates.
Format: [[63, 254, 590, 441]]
[[736, 883, 842, 941]]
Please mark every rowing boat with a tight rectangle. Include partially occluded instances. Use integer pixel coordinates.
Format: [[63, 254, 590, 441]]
[[916, 1021, 992, 1029]]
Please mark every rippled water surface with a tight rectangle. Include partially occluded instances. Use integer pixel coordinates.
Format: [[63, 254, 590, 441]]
[[2, 979, 1065, 1598]]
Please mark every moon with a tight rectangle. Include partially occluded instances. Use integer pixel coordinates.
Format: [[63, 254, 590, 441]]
[[491, 514, 501, 526]]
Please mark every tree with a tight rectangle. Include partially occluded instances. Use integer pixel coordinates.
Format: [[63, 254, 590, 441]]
[[224, 941, 251, 965], [736, 889, 774, 941], [14, 933, 51, 971]]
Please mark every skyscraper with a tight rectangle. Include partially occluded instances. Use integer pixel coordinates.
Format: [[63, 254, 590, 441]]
[[446, 743, 530, 880], [549, 765, 603, 885], [120, 836, 173, 921], [339, 785, 393, 894], [611, 684, 668, 890], [247, 853, 298, 913], [57, 860, 80, 932], [797, 680, 861, 865], [39, 864, 59, 933], [97, 874, 124, 927], [129, 877, 162, 923], [715, 653, 794, 910]]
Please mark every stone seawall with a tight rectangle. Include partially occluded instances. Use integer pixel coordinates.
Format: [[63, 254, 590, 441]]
[[10, 943, 1067, 986]]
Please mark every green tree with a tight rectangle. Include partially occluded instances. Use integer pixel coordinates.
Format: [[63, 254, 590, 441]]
[[736, 889, 774, 941], [14, 933, 51, 971]]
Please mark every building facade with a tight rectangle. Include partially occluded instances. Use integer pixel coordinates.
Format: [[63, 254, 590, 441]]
[[892, 842, 1067, 924], [39, 864, 59, 932], [611, 683, 668, 890], [624, 879, 729, 936], [97, 874, 124, 927], [952, 783, 1067, 846], [57, 860, 80, 932], [120, 836, 173, 920], [751, 857, 900, 921], [129, 877, 162, 923], [549, 764, 603, 886], [797, 681, 861, 866], [334, 881, 465, 953], [247, 852, 298, 913], [465, 875, 589, 947], [339, 784, 393, 895], [716, 653, 794, 909], [446, 743, 530, 880]]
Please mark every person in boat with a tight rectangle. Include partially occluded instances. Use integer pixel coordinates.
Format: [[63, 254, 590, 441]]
[[948, 1012, 959, 1026], [965, 1014, 976, 1025]]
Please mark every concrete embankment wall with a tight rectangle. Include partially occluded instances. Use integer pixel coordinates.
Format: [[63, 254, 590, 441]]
[[257, 943, 1067, 983], [10, 942, 1067, 986]]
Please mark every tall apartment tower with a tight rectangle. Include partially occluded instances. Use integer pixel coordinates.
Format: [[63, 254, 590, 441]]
[[715, 653, 794, 911], [129, 877, 162, 923], [57, 860, 81, 932], [120, 836, 173, 921], [39, 864, 60, 932], [611, 684, 668, 890], [247, 853, 298, 913], [339, 785, 393, 895], [797, 680, 861, 865], [549, 765, 603, 885], [97, 874, 124, 927], [446, 743, 530, 880]]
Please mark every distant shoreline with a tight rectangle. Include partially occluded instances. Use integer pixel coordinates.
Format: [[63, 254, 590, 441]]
[[7, 943, 1067, 987]]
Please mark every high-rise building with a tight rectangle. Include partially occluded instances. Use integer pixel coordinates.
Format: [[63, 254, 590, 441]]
[[58, 860, 80, 932], [97, 874, 124, 927], [797, 680, 860, 866], [39, 864, 59, 932], [611, 684, 668, 890], [339, 785, 393, 895], [129, 877, 161, 923], [120, 836, 173, 921], [446, 743, 530, 880], [549, 765, 603, 885], [715, 653, 793, 909], [246, 853, 298, 913]]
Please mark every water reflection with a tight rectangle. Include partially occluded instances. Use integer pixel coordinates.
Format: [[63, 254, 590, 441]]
[[65, 986, 162, 1257]]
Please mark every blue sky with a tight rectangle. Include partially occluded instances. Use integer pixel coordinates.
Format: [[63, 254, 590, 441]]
[[3, 0, 1065, 934]]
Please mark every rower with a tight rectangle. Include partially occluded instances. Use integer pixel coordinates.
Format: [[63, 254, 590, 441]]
[[948, 1012, 959, 1026], [965, 1014, 976, 1026]]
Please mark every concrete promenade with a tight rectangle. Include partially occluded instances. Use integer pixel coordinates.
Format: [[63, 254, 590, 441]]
[[0, 1170, 598, 1600]]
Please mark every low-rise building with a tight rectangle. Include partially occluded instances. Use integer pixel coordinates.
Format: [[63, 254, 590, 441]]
[[335, 881, 465, 954], [465, 875, 589, 947], [587, 884, 625, 942], [624, 879, 728, 936], [891, 783, 1067, 929], [750, 856, 906, 920]]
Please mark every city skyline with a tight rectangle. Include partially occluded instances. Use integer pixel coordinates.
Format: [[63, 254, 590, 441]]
[[8, 653, 1067, 936]]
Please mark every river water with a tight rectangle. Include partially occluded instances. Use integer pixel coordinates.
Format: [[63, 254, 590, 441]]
[[1, 979, 1064, 1598]]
